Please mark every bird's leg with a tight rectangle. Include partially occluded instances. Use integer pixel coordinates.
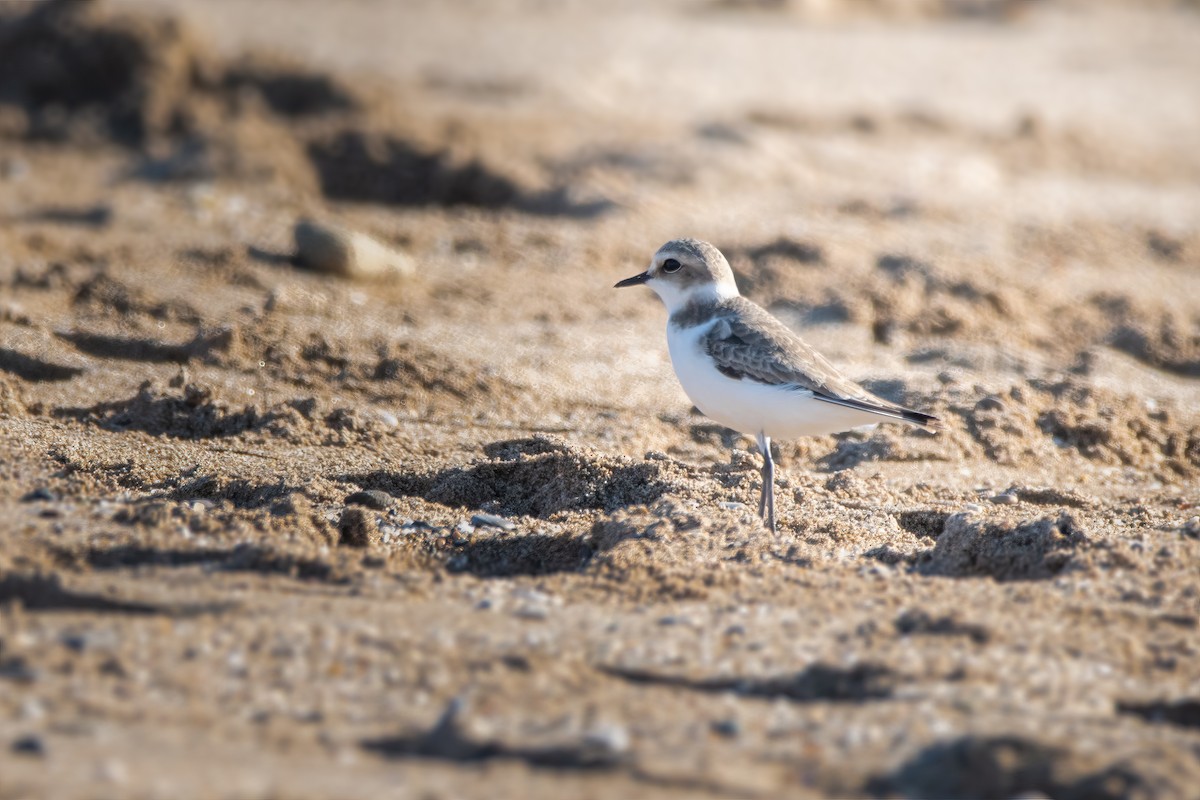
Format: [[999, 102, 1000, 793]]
[[756, 432, 776, 532], [757, 459, 767, 520]]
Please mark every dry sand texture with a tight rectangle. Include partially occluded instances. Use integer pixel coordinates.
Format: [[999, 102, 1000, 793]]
[[1, 0, 1199, 797]]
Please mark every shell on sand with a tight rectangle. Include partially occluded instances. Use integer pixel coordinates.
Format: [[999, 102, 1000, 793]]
[[293, 219, 413, 281]]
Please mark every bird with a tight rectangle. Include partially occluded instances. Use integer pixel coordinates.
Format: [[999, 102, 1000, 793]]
[[615, 238, 939, 532]]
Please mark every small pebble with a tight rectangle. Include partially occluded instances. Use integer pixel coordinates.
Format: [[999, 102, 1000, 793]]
[[512, 588, 553, 620], [0, 157, 30, 180], [96, 759, 128, 784], [70, 628, 119, 652], [344, 490, 393, 510], [294, 219, 414, 281], [963, 503, 984, 513], [719, 501, 746, 511], [456, 520, 476, 536], [711, 719, 740, 738], [470, 513, 515, 531], [582, 724, 630, 756], [11, 735, 45, 757], [19, 699, 45, 721], [514, 604, 548, 621], [21, 488, 56, 502], [374, 410, 399, 428], [989, 493, 1018, 505], [0, 657, 38, 683]]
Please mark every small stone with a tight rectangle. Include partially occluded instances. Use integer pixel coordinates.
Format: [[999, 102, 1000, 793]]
[[511, 588, 556, 620], [98, 657, 127, 678], [514, 603, 548, 621], [96, 759, 127, 784], [20, 488, 56, 502], [1182, 517, 1199, 539], [456, 520, 476, 536], [862, 562, 894, 579], [11, 735, 45, 757], [338, 507, 379, 548], [963, 503, 984, 513], [719, 501, 746, 511], [581, 724, 630, 757], [989, 493, 1018, 505], [19, 698, 45, 721], [470, 513, 515, 531], [0, 157, 30, 181], [711, 719, 740, 738], [294, 219, 414, 281], [0, 657, 38, 684], [344, 490, 393, 510], [62, 628, 119, 654]]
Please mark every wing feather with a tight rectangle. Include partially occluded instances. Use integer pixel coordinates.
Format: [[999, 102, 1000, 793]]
[[700, 298, 939, 431]]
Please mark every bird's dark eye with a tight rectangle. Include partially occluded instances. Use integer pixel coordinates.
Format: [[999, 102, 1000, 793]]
[[661, 258, 681, 273]]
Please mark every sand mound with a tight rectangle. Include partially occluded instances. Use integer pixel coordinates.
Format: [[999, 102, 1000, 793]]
[[873, 734, 1200, 800], [583, 501, 770, 597], [54, 380, 267, 439], [0, 374, 26, 417], [368, 436, 703, 519], [307, 130, 522, 208], [0, 0, 217, 145], [0, 0, 603, 210], [1087, 294, 1200, 378], [920, 510, 1088, 581], [223, 321, 527, 412], [961, 379, 1200, 476], [72, 272, 203, 323], [0, 0, 354, 148]]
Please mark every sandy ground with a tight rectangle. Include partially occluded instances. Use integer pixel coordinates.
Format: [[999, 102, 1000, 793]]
[[1, 1, 1199, 797]]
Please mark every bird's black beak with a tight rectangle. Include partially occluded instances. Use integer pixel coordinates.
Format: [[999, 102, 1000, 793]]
[[614, 271, 650, 288]]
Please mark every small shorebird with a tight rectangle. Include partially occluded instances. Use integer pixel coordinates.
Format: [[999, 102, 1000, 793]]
[[615, 238, 939, 532]]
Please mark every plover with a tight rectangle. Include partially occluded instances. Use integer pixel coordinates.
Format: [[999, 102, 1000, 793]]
[[615, 238, 939, 532]]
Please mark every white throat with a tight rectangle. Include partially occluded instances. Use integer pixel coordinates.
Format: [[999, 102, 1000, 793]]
[[648, 278, 739, 315]]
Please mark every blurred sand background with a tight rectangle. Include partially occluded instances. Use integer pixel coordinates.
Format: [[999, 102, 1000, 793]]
[[1, 0, 1199, 797]]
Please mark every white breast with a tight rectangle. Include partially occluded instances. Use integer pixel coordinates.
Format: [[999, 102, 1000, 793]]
[[665, 321, 883, 440]]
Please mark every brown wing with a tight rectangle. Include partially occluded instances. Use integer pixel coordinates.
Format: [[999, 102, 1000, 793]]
[[701, 298, 940, 430]]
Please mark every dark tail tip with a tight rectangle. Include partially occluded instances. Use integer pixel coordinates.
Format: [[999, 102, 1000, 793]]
[[902, 409, 941, 433]]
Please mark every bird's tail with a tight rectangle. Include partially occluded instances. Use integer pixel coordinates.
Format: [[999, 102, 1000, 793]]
[[813, 391, 941, 433], [899, 408, 941, 433]]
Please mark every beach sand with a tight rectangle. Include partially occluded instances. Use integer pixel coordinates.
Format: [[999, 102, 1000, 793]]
[[1, 1, 1198, 796]]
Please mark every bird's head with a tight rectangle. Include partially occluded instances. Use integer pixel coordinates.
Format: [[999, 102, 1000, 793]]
[[614, 238, 740, 313]]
